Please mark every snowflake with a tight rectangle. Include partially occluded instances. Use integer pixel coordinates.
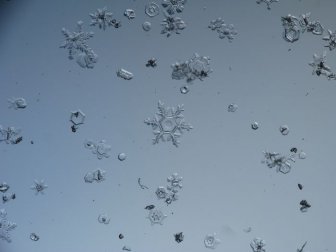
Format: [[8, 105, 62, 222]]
[[31, 179, 48, 195], [262, 151, 295, 174], [172, 53, 212, 84], [209, 18, 226, 31], [155, 186, 168, 199], [204, 233, 221, 249], [84, 139, 111, 159], [250, 238, 266, 252], [208, 18, 237, 42], [162, 0, 186, 15], [256, 0, 279, 10], [308, 51, 336, 79], [298, 13, 324, 35], [84, 169, 106, 183], [147, 209, 167, 225], [60, 21, 94, 60], [144, 101, 193, 147], [89, 7, 114, 30], [7, 97, 27, 110], [323, 29, 336, 51], [0, 209, 17, 243], [167, 172, 183, 192], [161, 14, 186, 37], [0, 126, 22, 144]]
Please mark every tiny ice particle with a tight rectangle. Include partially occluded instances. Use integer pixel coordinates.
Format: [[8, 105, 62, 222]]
[[118, 153, 127, 161], [174, 232, 184, 243], [251, 122, 259, 130], [279, 125, 289, 135], [155, 186, 168, 199], [98, 214, 110, 224], [204, 233, 221, 249], [30, 233, 39, 241], [124, 9, 136, 19], [117, 69, 134, 80], [30, 180, 48, 195], [143, 21, 152, 31], [8, 97, 27, 110], [228, 103, 238, 112], [145, 2, 160, 17], [180, 86, 189, 94], [298, 151, 306, 159]]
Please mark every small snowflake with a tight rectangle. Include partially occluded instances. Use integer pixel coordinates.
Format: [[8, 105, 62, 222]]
[[162, 0, 186, 15], [308, 51, 336, 79], [167, 173, 183, 192], [256, 0, 279, 10], [60, 21, 94, 60], [89, 7, 114, 30], [144, 101, 193, 147], [262, 151, 295, 174], [323, 29, 336, 51], [208, 19, 237, 42], [147, 209, 167, 225], [0, 209, 17, 243], [161, 14, 186, 37], [155, 186, 168, 199], [204, 233, 221, 249], [0, 126, 22, 144], [250, 238, 266, 252], [299, 13, 324, 35], [31, 180, 48, 195], [7, 97, 27, 110]]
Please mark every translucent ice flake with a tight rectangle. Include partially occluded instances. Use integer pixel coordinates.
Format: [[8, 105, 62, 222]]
[[161, 14, 186, 37], [0, 209, 17, 243], [30, 233, 39, 241], [323, 30, 336, 51], [0, 183, 10, 193], [204, 233, 221, 249], [147, 209, 167, 225], [144, 101, 193, 147], [298, 13, 324, 35], [0, 126, 22, 144], [167, 173, 182, 192], [8, 97, 27, 110], [89, 7, 114, 30], [118, 152, 127, 161], [84, 169, 106, 183], [84, 140, 111, 159], [162, 0, 186, 15], [256, 0, 279, 10], [227, 103, 238, 112], [70, 110, 86, 132], [251, 122, 259, 130], [171, 53, 212, 84], [309, 51, 336, 80], [76, 50, 98, 69], [208, 18, 237, 42], [124, 9, 136, 20], [31, 179, 48, 195], [98, 213, 110, 224], [117, 69, 134, 80], [281, 14, 301, 43], [250, 238, 266, 252], [262, 151, 295, 174], [145, 2, 160, 17], [155, 186, 168, 199], [143, 21, 152, 31]]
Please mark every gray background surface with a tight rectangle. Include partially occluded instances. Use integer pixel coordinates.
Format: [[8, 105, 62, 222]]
[[0, 0, 336, 251]]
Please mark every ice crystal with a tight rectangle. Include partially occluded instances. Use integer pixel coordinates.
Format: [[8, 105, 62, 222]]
[[147, 209, 167, 225], [84, 169, 106, 183], [161, 14, 186, 37], [31, 180, 48, 195], [144, 101, 193, 147], [161, 0, 186, 15], [0, 126, 22, 144], [309, 51, 336, 80], [298, 13, 324, 35], [167, 172, 183, 192], [262, 151, 295, 174], [98, 214, 110, 224], [204, 233, 221, 249], [7, 97, 27, 110], [256, 0, 279, 10], [89, 7, 114, 30], [145, 2, 160, 17], [209, 18, 237, 42], [250, 238, 266, 252], [323, 29, 336, 51], [172, 53, 212, 83], [0, 209, 17, 243], [155, 186, 168, 199], [84, 140, 111, 159]]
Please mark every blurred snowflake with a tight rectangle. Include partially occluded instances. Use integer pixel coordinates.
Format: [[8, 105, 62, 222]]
[[147, 209, 167, 225], [209, 18, 237, 42], [0, 209, 17, 243], [7, 97, 27, 110], [323, 29, 336, 51], [298, 12, 324, 35], [256, 0, 279, 10], [161, 14, 186, 37], [0, 126, 22, 144], [162, 0, 186, 15], [31, 180, 48, 195], [167, 173, 183, 192], [84, 139, 111, 159], [309, 51, 336, 80], [204, 233, 221, 249], [250, 238, 266, 252], [144, 101, 193, 147], [89, 7, 114, 30]]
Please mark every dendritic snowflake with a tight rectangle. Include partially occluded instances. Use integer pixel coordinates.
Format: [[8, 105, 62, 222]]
[[161, 14, 186, 37], [172, 53, 212, 83], [323, 29, 336, 51], [31, 179, 48, 195], [0, 126, 22, 144], [162, 0, 186, 15], [308, 51, 336, 80], [147, 209, 167, 225], [256, 0, 279, 10], [204, 233, 221, 249], [208, 18, 237, 42], [60, 21, 98, 68], [89, 7, 114, 30], [262, 151, 295, 174], [0, 209, 17, 243], [144, 101, 193, 147], [250, 238, 266, 252]]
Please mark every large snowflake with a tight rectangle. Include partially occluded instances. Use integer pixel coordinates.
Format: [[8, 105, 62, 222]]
[[144, 101, 193, 147], [0, 209, 17, 243]]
